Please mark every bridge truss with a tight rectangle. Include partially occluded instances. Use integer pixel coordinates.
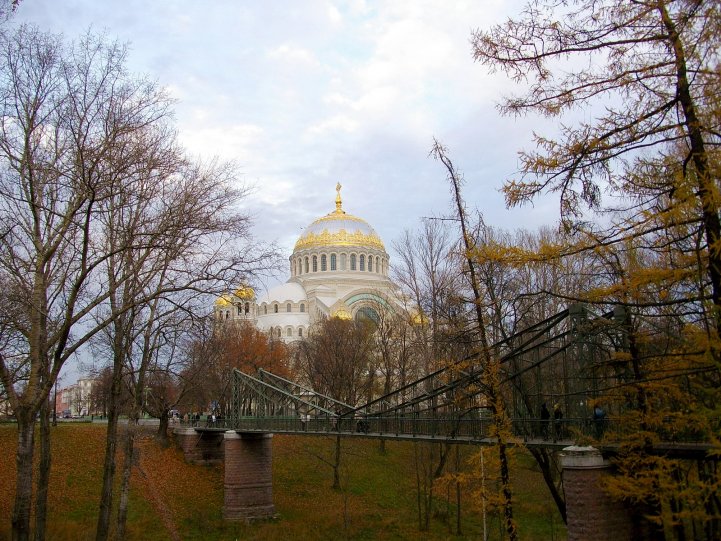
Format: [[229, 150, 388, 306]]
[[228, 304, 634, 444]]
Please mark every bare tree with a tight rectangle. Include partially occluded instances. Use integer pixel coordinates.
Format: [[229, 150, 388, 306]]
[[0, 26, 179, 541], [94, 153, 277, 540]]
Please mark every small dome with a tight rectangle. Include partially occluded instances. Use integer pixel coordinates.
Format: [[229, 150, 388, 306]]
[[215, 294, 233, 307], [332, 308, 352, 320], [234, 286, 255, 299], [294, 183, 385, 253], [409, 309, 428, 326]]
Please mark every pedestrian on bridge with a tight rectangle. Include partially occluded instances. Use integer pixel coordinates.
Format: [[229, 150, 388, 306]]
[[593, 404, 606, 439], [540, 403, 551, 440], [553, 404, 563, 442]]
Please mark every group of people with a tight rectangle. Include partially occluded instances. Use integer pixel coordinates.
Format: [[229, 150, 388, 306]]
[[539, 401, 607, 441], [177, 411, 218, 427], [539, 402, 564, 442]]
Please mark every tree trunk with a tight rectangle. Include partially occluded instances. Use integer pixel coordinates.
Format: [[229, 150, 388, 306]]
[[332, 433, 341, 490], [378, 438, 386, 455], [95, 355, 124, 541], [529, 448, 566, 523], [658, 1, 721, 335], [455, 445, 462, 536], [12, 411, 35, 541], [34, 400, 51, 541], [156, 410, 169, 447], [116, 413, 137, 541]]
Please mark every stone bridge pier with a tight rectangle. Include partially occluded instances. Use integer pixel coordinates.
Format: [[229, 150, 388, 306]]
[[174, 427, 224, 464], [223, 431, 275, 520], [560, 446, 634, 541], [174, 428, 276, 521]]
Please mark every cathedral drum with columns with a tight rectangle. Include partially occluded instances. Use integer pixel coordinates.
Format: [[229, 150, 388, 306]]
[[214, 184, 400, 341]]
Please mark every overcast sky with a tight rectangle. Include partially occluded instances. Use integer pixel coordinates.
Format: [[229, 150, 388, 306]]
[[12, 1, 563, 289]]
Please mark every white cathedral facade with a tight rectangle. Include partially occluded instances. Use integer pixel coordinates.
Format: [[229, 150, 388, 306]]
[[214, 184, 401, 342]]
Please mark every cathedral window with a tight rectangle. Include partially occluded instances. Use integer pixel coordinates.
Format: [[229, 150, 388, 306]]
[[245, 302, 250, 314], [274, 303, 278, 313], [298, 327, 303, 338], [237, 306, 242, 316], [287, 303, 291, 312], [264, 304, 267, 315], [360, 254, 365, 271], [350, 254, 356, 270], [330, 253, 336, 271], [300, 303, 305, 313], [286, 327, 292, 337], [304, 257, 309, 273], [321, 254, 327, 271], [368, 256, 373, 272], [312, 255, 318, 272]]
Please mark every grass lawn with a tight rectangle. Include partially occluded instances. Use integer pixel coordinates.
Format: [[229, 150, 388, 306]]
[[0, 423, 566, 540]]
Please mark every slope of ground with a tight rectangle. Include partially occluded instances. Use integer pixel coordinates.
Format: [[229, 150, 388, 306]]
[[0, 423, 566, 540]]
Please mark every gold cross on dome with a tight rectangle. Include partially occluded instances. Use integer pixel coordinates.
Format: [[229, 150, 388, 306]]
[[335, 182, 343, 212]]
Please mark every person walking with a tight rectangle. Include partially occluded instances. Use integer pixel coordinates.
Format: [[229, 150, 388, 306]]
[[553, 404, 563, 442], [540, 402, 551, 440]]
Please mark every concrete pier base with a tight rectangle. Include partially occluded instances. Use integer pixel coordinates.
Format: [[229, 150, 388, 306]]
[[560, 446, 632, 541], [223, 431, 275, 521]]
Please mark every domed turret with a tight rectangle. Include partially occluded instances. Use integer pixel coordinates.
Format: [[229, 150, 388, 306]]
[[291, 183, 389, 278], [234, 286, 255, 300], [294, 183, 384, 252]]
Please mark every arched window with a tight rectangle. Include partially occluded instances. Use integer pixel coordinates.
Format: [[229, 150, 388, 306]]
[[264, 305, 268, 315], [225, 311, 229, 319], [368, 256, 373, 272], [321, 254, 327, 271], [245, 302, 250, 314], [286, 327, 292, 337], [356, 306, 380, 326], [296, 259, 301, 275], [330, 253, 336, 271], [287, 303, 291, 312], [360, 254, 365, 271], [312, 255, 318, 272], [300, 303, 305, 313], [237, 306, 242, 316], [274, 303, 278, 313], [340, 253, 347, 270], [298, 327, 303, 338], [304, 257, 309, 273], [350, 254, 356, 270]]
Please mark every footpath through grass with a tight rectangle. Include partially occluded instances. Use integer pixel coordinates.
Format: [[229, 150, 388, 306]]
[[0, 423, 566, 540]]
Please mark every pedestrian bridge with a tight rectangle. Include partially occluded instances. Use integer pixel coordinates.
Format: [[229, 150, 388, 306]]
[[222, 304, 712, 451], [174, 304, 716, 536]]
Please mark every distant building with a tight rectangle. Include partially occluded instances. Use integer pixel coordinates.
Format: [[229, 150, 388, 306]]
[[215, 184, 402, 341], [55, 377, 99, 417]]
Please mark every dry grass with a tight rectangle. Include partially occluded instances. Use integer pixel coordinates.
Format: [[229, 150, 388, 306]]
[[0, 424, 566, 540]]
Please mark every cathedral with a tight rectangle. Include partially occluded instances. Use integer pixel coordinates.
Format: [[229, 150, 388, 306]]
[[214, 184, 400, 342]]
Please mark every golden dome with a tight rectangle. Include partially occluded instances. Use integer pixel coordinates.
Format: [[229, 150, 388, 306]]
[[215, 294, 233, 307], [332, 308, 353, 320], [409, 309, 429, 326], [294, 183, 385, 253], [234, 286, 255, 300]]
